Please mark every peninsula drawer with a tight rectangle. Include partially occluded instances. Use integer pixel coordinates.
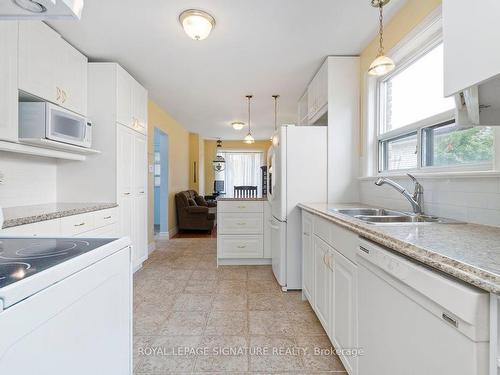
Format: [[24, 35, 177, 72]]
[[60, 213, 95, 235], [217, 201, 264, 213], [94, 208, 118, 228], [218, 213, 263, 234], [218, 235, 264, 258]]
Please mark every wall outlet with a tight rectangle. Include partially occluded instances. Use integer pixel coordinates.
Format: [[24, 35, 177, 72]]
[[148, 165, 154, 173]]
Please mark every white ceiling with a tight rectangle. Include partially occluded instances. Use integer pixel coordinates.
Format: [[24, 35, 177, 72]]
[[50, 0, 406, 140]]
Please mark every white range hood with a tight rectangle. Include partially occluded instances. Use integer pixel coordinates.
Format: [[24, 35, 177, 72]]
[[0, 0, 84, 20]]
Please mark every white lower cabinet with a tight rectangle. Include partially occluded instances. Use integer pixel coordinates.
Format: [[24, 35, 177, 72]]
[[302, 209, 358, 374], [218, 235, 264, 258]]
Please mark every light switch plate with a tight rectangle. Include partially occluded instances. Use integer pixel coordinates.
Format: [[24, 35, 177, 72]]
[[148, 165, 154, 173]]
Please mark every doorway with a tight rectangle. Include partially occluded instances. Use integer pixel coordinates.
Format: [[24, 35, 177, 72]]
[[153, 128, 168, 237]]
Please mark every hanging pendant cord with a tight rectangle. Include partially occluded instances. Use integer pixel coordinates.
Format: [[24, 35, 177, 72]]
[[273, 95, 279, 131], [378, 5, 384, 56], [246, 95, 252, 134]]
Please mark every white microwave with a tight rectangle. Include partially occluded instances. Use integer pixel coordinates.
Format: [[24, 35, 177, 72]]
[[19, 102, 92, 148]]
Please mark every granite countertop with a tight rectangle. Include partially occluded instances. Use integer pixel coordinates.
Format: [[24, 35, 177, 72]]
[[2, 202, 118, 229], [217, 197, 268, 201], [299, 202, 500, 294]]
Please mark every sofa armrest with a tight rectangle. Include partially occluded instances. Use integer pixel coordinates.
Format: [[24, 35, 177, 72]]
[[185, 206, 209, 215]]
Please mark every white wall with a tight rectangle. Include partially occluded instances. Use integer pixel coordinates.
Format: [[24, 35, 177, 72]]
[[0, 152, 57, 207], [359, 175, 500, 227]]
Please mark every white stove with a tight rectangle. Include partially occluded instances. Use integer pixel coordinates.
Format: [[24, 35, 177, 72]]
[[0, 236, 133, 375]]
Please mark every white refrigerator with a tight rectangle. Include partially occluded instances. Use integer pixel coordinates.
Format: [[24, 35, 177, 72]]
[[267, 125, 327, 290]]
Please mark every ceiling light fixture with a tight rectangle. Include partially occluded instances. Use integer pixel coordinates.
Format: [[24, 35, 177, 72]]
[[179, 9, 215, 41], [243, 95, 255, 144], [271, 94, 280, 146], [231, 121, 245, 131], [212, 139, 226, 171], [13, 0, 47, 13], [368, 0, 395, 76]]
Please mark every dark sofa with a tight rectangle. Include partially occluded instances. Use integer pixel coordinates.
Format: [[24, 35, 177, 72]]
[[175, 190, 216, 231]]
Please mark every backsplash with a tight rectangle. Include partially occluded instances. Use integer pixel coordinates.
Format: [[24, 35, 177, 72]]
[[359, 176, 500, 227], [0, 152, 57, 207]]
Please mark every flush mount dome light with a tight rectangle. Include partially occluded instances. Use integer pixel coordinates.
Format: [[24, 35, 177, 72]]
[[179, 9, 215, 41], [13, 0, 47, 13], [231, 121, 245, 131]]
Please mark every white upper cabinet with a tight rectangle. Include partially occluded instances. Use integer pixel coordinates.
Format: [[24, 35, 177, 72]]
[[116, 65, 148, 135], [0, 22, 18, 142], [18, 22, 88, 115], [307, 59, 328, 123], [443, 0, 500, 96]]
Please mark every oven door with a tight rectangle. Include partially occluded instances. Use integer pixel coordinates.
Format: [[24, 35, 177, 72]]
[[46, 104, 91, 148]]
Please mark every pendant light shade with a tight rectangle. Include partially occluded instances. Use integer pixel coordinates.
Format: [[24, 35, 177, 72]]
[[212, 140, 226, 171], [243, 95, 255, 144], [271, 94, 280, 146], [368, 0, 395, 77]]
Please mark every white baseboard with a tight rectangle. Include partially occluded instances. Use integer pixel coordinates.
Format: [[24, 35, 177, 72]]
[[148, 242, 156, 254], [217, 258, 272, 266], [154, 232, 169, 240]]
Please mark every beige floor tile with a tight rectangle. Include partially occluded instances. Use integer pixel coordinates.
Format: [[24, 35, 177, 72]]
[[282, 291, 314, 311], [212, 293, 247, 311], [184, 279, 218, 294], [190, 269, 219, 280], [249, 336, 304, 372], [160, 311, 208, 335], [247, 266, 276, 281], [205, 310, 248, 335], [217, 267, 248, 280], [247, 279, 281, 294], [295, 335, 347, 373], [172, 293, 214, 311], [249, 311, 295, 336], [194, 335, 249, 372], [248, 293, 288, 311], [217, 279, 247, 294], [291, 310, 327, 336], [134, 335, 201, 373]]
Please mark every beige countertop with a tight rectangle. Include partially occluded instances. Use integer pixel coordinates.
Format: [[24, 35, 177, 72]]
[[2, 202, 118, 229], [299, 202, 500, 294]]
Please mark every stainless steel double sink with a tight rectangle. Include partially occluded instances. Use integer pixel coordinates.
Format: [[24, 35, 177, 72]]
[[330, 208, 463, 225]]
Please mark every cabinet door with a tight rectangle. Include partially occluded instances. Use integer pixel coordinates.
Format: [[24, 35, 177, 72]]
[[133, 134, 147, 195], [332, 248, 358, 374], [443, 0, 500, 95], [133, 193, 148, 267], [0, 22, 18, 142], [132, 80, 148, 135], [302, 212, 314, 302], [117, 125, 134, 196], [18, 21, 59, 103], [313, 236, 332, 333], [263, 202, 272, 258], [118, 194, 134, 245], [59, 41, 88, 116], [116, 66, 133, 128]]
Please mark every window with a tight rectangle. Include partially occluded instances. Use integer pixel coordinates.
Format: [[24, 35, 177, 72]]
[[377, 40, 494, 172], [215, 151, 263, 196]]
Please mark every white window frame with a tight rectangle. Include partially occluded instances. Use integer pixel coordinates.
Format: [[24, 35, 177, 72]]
[[371, 7, 497, 176]]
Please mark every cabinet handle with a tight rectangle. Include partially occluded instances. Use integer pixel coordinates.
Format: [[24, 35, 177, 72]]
[[139, 191, 145, 194], [103, 216, 112, 220], [237, 205, 246, 209], [442, 313, 458, 328], [303, 232, 310, 236], [74, 222, 85, 227], [236, 222, 246, 226], [56, 87, 61, 101], [123, 192, 131, 196], [62, 90, 67, 103], [237, 245, 246, 249]]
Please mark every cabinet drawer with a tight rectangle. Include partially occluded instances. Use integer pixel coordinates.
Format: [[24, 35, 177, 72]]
[[94, 208, 118, 229], [77, 223, 119, 238], [313, 215, 358, 264], [218, 213, 263, 234], [219, 235, 264, 258], [217, 201, 263, 213], [60, 213, 95, 236]]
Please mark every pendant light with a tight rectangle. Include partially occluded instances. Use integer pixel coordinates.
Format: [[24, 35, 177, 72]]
[[368, 0, 395, 76], [243, 95, 255, 144], [271, 95, 280, 146], [179, 9, 216, 41], [212, 139, 226, 171]]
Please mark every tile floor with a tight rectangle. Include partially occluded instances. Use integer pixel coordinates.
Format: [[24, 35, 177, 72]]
[[133, 238, 347, 374]]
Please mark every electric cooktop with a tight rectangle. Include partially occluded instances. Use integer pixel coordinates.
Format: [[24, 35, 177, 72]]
[[0, 237, 115, 289]]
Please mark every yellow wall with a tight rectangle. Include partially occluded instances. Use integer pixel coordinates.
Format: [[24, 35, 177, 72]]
[[188, 133, 205, 194], [204, 140, 272, 194], [147, 100, 190, 242], [359, 0, 442, 153]]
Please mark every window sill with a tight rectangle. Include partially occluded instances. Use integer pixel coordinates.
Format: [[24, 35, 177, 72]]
[[359, 169, 500, 181]]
